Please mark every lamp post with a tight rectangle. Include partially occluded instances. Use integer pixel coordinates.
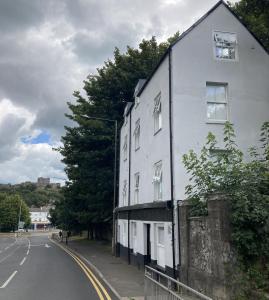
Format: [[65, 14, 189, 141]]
[[82, 115, 118, 255]]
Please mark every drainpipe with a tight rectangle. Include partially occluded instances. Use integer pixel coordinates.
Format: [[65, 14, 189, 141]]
[[127, 109, 132, 264], [168, 48, 176, 279]]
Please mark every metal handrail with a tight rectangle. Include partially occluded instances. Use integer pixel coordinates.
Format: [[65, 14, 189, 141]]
[[145, 265, 213, 300]]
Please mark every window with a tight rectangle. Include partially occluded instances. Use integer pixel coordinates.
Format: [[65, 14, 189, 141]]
[[134, 173, 140, 204], [135, 96, 140, 107], [122, 180, 127, 206], [134, 119, 140, 150], [213, 31, 237, 60], [153, 161, 162, 201], [206, 83, 228, 122], [153, 93, 162, 133], [123, 135, 128, 161]]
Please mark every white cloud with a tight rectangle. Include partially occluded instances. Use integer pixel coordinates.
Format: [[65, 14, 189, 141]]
[[0, 143, 66, 185]]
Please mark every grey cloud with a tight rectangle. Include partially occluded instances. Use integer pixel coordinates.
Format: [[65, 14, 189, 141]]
[[0, 114, 26, 162], [0, 0, 46, 32]]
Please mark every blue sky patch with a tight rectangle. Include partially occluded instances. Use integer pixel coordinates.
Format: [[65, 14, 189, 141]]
[[21, 131, 51, 144]]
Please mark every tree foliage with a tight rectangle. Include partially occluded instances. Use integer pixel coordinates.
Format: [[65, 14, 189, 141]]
[[54, 34, 180, 234], [182, 121, 269, 298], [0, 183, 63, 208], [0, 193, 31, 232], [228, 0, 269, 51]]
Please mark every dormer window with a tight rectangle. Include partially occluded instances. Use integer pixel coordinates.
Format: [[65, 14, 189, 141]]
[[153, 161, 162, 201], [135, 96, 140, 107], [153, 92, 162, 133], [122, 180, 127, 206], [134, 119, 140, 150], [123, 135, 128, 161], [213, 31, 237, 60]]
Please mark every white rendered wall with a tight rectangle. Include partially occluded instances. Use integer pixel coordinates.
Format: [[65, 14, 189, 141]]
[[130, 56, 171, 205], [171, 4, 269, 201]]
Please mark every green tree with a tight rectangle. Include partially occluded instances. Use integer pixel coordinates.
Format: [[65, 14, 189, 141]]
[[0, 194, 30, 232], [56, 33, 180, 236], [182, 122, 269, 298], [228, 0, 269, 51]]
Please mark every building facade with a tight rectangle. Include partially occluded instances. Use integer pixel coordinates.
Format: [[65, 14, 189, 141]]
[[30, 207, 51, 230], [116, 0, 269, 276]]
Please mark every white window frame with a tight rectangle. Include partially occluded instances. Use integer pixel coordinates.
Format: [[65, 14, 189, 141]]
[[123, 135, 128, 161], [122, 180, 127, 206], [153, 161, 162, 201], [206, 82, 228, 123], [134, 172, 140, 204], [213, 31, 238, 61], [135, 96, 140, 107], [134, 119, 140, 150], [153, 92, 162, 134]]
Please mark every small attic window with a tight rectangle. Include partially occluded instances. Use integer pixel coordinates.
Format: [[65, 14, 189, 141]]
[[135, 96, 140, 107], [213, 31, 237, 60]]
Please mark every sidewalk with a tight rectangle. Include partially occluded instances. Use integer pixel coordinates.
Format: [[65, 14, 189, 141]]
[[59, 238, 144, 300]]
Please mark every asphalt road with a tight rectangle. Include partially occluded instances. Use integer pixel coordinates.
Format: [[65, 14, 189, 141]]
[[0, 234, 115, 300]]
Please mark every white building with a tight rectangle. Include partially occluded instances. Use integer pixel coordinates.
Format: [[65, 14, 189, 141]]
[[116, 0, 269, 276], [30, 207, 51, 230]]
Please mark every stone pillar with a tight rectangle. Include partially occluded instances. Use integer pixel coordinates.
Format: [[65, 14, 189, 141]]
[[178, 200, 191, 284]]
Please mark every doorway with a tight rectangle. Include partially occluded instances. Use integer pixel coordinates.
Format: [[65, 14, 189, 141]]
[[144, 223, 151, 265]]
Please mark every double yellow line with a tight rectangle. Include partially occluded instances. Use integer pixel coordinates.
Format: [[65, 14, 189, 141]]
[[50, 239, 111, 300]]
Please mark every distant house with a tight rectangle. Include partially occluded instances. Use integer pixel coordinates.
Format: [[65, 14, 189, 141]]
[[30, 207, 51, 230], [37, 177, 50, 187], [116, 0, 269, 277]]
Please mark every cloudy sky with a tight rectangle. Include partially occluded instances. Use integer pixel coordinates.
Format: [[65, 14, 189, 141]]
[[0, 0, 237, 185]]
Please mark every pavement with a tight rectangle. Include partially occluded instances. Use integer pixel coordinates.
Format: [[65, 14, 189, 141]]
[[0, 234, 116, 300], [54, 236, 145, 300]]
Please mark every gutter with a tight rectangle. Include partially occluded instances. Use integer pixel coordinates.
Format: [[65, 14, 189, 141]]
[[168, 48, 177, 279], [127, 109, 132, 264]]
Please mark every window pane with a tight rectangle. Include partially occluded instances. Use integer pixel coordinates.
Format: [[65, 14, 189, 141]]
[[215, 86, 226, 102], [215, 103, 227, 120], [207, 103, 216, 119], [206, 86, 215, 101]]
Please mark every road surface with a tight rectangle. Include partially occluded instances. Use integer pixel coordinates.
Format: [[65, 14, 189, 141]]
[[0, 234, 115, 300]]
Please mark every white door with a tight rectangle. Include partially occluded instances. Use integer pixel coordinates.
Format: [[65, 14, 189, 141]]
[[156, 226, 165, 268]]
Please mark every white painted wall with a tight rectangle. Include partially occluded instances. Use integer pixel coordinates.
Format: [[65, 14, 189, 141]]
[[129, 56, 171, 205], [171, 3, 269, 201]]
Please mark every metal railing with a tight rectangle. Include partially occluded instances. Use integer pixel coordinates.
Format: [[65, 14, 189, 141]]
[[144, 266, 213, 300]]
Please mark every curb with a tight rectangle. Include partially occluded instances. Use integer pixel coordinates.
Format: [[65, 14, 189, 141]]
[[51, 237, 122, 300]]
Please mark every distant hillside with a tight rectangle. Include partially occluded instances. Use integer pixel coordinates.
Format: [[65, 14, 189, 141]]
[[0, 183, 64, 208]]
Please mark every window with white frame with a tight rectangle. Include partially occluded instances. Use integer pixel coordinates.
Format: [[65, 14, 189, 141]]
[[213, 31, 237, 60], [153, 93, 162, 133], [123, 135, 128, 161], [206, 83, 228, 122], [131, 222, 137, 252], [135, 96, 140, 107], [153, 161, 162, 201], [134, 172, 140, 204], [134, 119, 140, 150], [122, 180, 127, 206]]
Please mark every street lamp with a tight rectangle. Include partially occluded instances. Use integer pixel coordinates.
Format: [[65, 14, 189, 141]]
[[82, 115, 118, 255]]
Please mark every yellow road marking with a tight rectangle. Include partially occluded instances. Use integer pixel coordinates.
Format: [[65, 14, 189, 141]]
[[50, 239, 111, 300]]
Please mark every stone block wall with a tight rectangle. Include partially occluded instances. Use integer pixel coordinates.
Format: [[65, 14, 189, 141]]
[[178, 194, 234, 300]]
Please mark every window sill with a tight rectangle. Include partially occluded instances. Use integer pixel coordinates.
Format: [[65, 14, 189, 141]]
[[154, 128, 162, 136], [206, 120, 228, 124]]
